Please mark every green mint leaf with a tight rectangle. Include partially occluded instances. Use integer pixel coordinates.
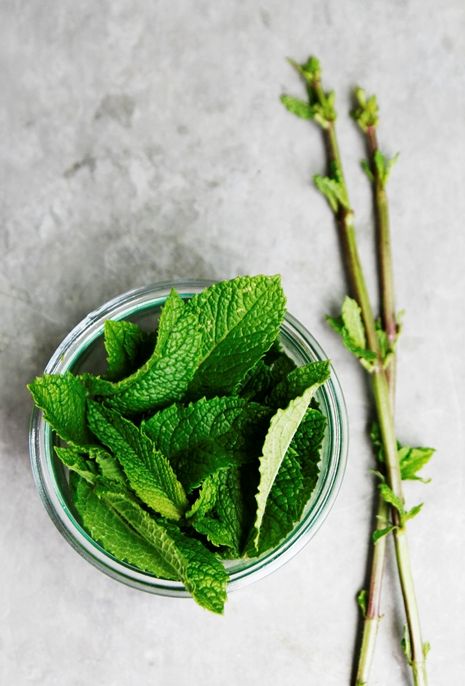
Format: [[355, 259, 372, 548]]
[[375, 321, 389, 361], [287, 55, 321, 83], [372, 524, 395, 543], [73, 476, 178, 580], [28, 373, 91, 446], [253, 385, 318, 548], [280, 95, 314, 120], [373, 150, 399, 188], [371, 424, 434, 482], [177, 443, 240, 492], [254, 447, 304, 555], [399, 446, 435, 482], [187, 275, 286, 397], [105, 301, 202, 414], [360, 159, 374, 183], [99, 485, 228, 613], [190, 468, 249, 556], [357, 589, 367, 616], [54, 447, 96, 484], [327, 298, 377, 368], [288, 408, 326, 494], [379, 482, 404, 516], [423, 642, 431, 659], [186, 473, 219, 519], [352, 87, 379, 132], [104, 320, 151, 380], [342, 297, 366, 349], [142, 396, 270, 482], [153, 288, 186, 351], [254, 408, 325, 555], [403, 502, 423, 523], [87, 401, 187, 520], [88, 446, 127, 484], [265, 360, 330, 409], [236, 347, 297, 402], [235, 358, 274, 400], [314, 173, 349, 212]]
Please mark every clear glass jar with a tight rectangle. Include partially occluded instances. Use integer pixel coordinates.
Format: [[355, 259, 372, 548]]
[[29, 280, 348, 597]]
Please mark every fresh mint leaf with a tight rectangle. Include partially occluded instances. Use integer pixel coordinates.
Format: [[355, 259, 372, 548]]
[[378, 481, 423, 527], [190, 468, 248, 556], [99, 485, 228, 613], [88, 446, 127, 484], [187, 275, 286, 397], [154, 288, 186, 351], [265, 361, 330, 409], [403, 503, 423, 523], [28, 373, 91, 446], [142, 396, 270, 474], [327, 297, 376, 369], [289, 408, 326, 495], [378, 483, 404, 515], [280, 95, 314, 120], [87, 401, 187, 520], [342, 297, 366, 349], [72, 476, 178, 581], [254, 447, 304, 555], [235, 359, 273, 400], [373, 150, 399, 188], [371, 424, 434, 482], [105, 297, 202, 414], [253, 385, 320, 548], [236, 347, 296, 402], [177, 443, 240, 492], [104, 320, 151, 380], [399, 446, 434, 482], [54, 447, 96, 484], [253, 408, 325, 554], [186, 473, 219, 519], [372, 525, 395, 543]]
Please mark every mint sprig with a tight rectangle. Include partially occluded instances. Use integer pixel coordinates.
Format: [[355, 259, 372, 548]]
[[282, 57, 433, 685]]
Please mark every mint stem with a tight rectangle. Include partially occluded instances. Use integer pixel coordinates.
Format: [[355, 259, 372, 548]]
[[366, 124, 397, 401], [355, 498, 389, 686], [284, 58, 428, 685], [355, 108, 397, 685]]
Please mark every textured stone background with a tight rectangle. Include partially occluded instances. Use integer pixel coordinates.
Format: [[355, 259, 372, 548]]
[[1, 1, 464, 684]]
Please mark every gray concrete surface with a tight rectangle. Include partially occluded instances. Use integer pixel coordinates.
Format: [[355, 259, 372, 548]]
[[1, 1, 464, 684]]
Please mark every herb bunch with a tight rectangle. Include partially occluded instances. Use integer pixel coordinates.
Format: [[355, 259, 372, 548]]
[[282, 58, 434, 685], [29, 275, 330, 614]]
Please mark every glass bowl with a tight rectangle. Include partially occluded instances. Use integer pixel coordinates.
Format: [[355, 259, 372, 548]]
[[29, 280, 348, 597]]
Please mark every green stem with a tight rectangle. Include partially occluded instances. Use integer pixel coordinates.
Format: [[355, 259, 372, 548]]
[[366, 125, 397, 400], [372, 373, 427, 686], [307, 74, 427, 685], [355, 498, 389, 686], [356, 122, 397, 685]]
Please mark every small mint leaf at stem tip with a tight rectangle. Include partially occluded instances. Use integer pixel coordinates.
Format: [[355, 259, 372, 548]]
[[287, 55, 321, 84], [351, 87, 379, 132], [280, 94, 313, 120]]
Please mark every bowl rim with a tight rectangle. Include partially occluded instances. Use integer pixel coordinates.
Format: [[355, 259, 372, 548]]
[[29, 279, 349, 596]]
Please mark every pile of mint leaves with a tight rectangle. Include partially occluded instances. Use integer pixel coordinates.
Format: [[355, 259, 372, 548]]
[[29, 275, 330, 613]]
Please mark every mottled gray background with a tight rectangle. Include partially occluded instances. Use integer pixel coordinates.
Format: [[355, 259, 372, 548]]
[[1, 1, 464, 684]]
